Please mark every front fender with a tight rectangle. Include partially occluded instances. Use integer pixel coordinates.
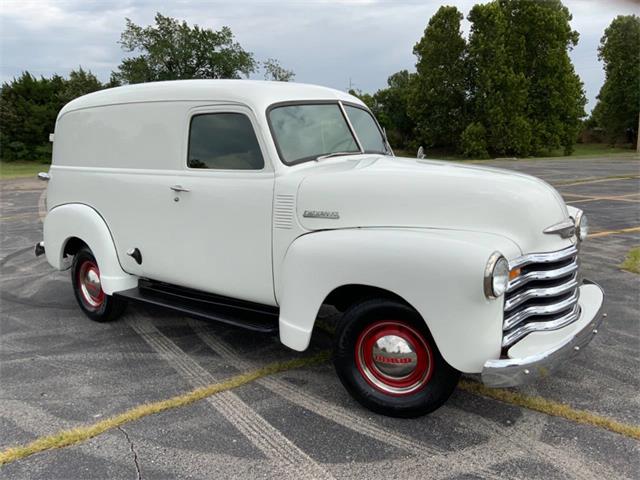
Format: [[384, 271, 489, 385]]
[[277, 228, 521, 373], [43, 203, 137, 295]]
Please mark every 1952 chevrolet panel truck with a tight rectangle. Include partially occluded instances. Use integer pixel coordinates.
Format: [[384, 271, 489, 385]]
[[37, 80, 605, 417]]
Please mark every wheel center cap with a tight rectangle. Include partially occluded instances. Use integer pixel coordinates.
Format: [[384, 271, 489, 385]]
[[372, 334, 417, 378], [84, 269, 101, 296]]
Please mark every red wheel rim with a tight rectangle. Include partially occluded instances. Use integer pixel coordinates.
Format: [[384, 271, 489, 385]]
[[77, 260, 105, 310], [355, 320, 433, 396]]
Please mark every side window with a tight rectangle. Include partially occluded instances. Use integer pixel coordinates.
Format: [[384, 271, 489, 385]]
[[188, 113, 264, 170]]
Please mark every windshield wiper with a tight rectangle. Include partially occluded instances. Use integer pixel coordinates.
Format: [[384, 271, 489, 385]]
[[315, 151, 361, 160]]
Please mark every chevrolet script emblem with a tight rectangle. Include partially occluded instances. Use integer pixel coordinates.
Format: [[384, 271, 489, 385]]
[[303, 210, 340, 219]]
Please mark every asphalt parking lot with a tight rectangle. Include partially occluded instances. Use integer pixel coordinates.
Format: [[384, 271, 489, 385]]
[[1, 154, 639, 479]]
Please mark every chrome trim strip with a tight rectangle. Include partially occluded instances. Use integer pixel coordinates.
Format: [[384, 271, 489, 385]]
[[509, 245, 578, 269], [505, 274, 579, 311], [484, 251, 506, 299], [503, 289, 580, 330], [338, 101, 364, 153], [502, 305, 581, 348], [507, 261, 578, 291], [482, 280, 604, 388]]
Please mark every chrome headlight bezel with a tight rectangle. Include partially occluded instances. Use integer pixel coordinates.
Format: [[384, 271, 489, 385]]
[[484, 252, 510, 299], [574, 210, 588, 241]]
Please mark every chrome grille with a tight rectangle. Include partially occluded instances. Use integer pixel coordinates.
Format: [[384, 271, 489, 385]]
[[502, 245, 580, 348]]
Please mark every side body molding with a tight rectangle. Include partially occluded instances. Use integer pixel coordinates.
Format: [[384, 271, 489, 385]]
[[276, 228, 521, 373], [43, 203, 137, 295]]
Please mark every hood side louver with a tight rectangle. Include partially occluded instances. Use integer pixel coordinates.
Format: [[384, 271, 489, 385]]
[[274, 194, 295, 229]]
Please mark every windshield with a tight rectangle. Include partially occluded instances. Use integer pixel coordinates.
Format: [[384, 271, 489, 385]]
[[268, 102, 387, 165]]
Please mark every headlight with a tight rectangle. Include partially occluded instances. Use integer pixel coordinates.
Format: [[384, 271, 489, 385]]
[[484, 252, 510, 299], [575, 210, 588, 241]]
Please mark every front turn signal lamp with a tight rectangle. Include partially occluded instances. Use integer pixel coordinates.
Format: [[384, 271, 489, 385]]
[[509, 268, 521, 281], [484, 252, 510, 299]]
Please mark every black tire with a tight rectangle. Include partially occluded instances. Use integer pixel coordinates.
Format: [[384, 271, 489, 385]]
[[333, 298, 460, 418], [71, 247, 127, 322]]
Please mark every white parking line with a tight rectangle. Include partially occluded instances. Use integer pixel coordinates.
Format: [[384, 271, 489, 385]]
[[127, 315, 334, 480]]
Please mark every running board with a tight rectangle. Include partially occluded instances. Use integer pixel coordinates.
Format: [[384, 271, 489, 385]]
[[114, 280, 279, 333]]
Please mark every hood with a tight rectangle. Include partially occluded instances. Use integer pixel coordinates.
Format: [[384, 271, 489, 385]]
[[296, 155, 574, 254]]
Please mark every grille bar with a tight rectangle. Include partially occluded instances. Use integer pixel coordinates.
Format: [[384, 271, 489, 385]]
[[505, 273, 579, 312], [502, 245, 581, 347], [502, 305, 581, 348], [509, 244, 578, 269], [508, 261, 578, 291], [504, 289, 580, 330]]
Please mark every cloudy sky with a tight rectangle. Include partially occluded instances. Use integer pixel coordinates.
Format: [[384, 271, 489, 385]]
[[1, 0, 638, 112]]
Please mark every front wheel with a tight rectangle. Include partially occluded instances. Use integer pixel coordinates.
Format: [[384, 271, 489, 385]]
[[333, 298, 460, 417], [71, 247, 127, 322]]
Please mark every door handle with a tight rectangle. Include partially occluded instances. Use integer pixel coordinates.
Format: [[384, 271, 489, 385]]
[[170, 185, 190, 192]]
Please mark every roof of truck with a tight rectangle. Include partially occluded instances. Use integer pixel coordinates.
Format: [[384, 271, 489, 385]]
[[58, 79, 362, 118]]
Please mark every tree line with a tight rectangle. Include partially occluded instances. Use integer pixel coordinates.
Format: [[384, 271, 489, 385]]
[[354, 3, 639, 158], [1, 5, 638, 163], [0, 13, 294, 162]]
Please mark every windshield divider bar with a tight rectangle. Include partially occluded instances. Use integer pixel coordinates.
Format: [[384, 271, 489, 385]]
[[338, 101, 364, 154]]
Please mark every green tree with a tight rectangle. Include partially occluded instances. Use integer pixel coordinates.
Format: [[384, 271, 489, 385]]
[[466, 0, 586, 156], [506, 0, 585, 155], [262, 58, 295, 82], [0, 69, 104, 162], [0, 72, 65, 161], [60, 66, 103, 103], [371, 70, 416, 149], [466, 1, 531, 156], [113, 13, 257, 84], [409, 6, 467, 149], [592, 15, 640, 145]]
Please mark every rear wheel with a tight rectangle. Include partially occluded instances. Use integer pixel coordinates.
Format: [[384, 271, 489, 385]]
[[333, 298, 460, 417], [72, 247, 127, 322]]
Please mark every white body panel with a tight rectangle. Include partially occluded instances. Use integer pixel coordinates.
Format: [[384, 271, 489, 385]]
[[42, 80, 588, 375]]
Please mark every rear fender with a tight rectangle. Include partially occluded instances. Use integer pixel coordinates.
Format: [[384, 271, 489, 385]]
[[43, 203, 137, 294]]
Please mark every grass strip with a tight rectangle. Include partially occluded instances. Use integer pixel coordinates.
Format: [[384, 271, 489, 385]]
[[0, 350, 330, 466], [620, 246, 640, 274], [458, 379, 640, 440], [554, 174, 640, 187], [588, 226, 640, 238]]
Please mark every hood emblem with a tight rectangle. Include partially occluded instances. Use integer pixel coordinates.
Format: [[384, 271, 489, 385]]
[[543, 219, 576, 239], [303, 210, 340, 219]]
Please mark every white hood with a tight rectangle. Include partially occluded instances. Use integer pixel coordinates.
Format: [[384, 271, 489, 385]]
[[296, 155, 574, 254]]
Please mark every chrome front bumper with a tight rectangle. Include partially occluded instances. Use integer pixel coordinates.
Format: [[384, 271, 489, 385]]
[[481, 280, 605, 388]]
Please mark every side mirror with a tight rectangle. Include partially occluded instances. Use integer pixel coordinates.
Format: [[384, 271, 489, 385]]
[[417, 146, 425, 159]]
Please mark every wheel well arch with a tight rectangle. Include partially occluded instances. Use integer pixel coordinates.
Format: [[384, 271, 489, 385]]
[[323, 284, 413, 312], [63, 236, 88, 258]]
